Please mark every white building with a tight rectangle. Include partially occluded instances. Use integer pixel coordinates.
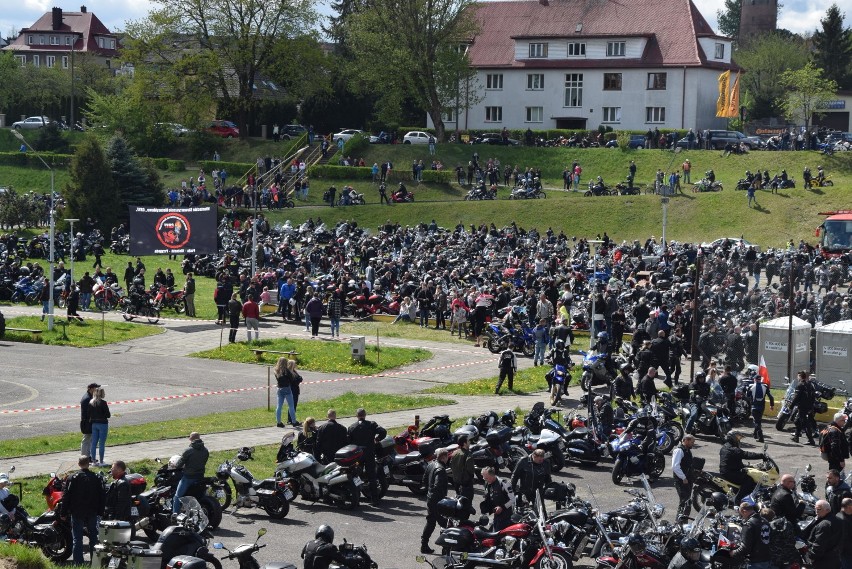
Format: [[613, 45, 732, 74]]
[[432, 0, 739, 132]]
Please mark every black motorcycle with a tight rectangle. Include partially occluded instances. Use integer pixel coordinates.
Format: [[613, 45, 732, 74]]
[[138, 462, 223, 539]]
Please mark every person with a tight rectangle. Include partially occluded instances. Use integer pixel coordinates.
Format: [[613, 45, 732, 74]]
[[839, 497, 852, 569], [671, 434, 696, 520], [730, 502, 773, 568], [315, 409, 348, 464], [67, 286, 84, 321], [242, 294, 260, 342], [327, 291, 342, 338], [667, 537, 702, 569], [749, 375, 774, 442], [807, 499, 842, 569], [594, 396, 614, 437], [184, 273, 196, 317], [89, 387, 110, 466], [826, 469, 852, 515], [378, 182, 389, 205], [495, 347, 516, 394], [450, 435, 475, 502], [719, 430, 764, 503], [0, 472, 13, 520], [719, 365, 738, 416], [287, 359, 303, 424], [481, 466, 514, 531], [171, 432, 209, 515], [305, 293, 324, 337], [80, 382, 99, 462], [684, 371, 710, 434], [227, 292, 242, 343], [348, 408, 387, 504], [511, 449, 551, 509], [274, 357, 300, 428], [104, 460, 132, 522], [770, 474, 805, 524], [301, 524, 347, 569], [650, 330, 672, 387], [791, 370, 817, 444], [421, 447, 449, 554], [63, 455, 105, 565], [821, 413, 849, 472], [637, 367, 660, 404], [613, 363, 635, 401], [297, 417, 318, 456], [532, 318, 550, 366]]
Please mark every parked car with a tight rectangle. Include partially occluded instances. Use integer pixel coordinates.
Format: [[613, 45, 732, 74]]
[[12, 116, 51, 130], [156, 122, 190, 137], [472, 132, 519, 146], [370, 132, 392, 144], [628, 134, 646, 149], [706, 130, 754, 150], [332, 129, 363, 143], [700, 237, 761, 253], [403, 131, 431, 144], [207, 120, 240, 138], [280, 124, 306, 139]]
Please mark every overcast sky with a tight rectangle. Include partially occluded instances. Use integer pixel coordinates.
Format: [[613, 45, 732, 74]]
[[0, 0, 839, 42]]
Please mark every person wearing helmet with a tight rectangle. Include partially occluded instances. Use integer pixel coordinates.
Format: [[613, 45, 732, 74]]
[[301, 524, 346, 569], [624, 408, 659, 453], [612, 363, 636, 401], [719, 430, 765, 503], [667, 537, 702, 568], [594, 395, 614, 436], [684, 372, 710, 434], [548, 338, 571, 368], [816, 165, 825, 186]]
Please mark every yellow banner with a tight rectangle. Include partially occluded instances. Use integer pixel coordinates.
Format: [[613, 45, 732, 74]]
[[716, 70, 731, 118], [726, 72, 740, 118]]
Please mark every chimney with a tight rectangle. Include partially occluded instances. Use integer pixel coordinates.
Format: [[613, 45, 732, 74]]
[[52, 7, 63, 31], [80, 5, 87, 13]]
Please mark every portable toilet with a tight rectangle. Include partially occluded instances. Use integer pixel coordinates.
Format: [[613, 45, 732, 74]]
[[815, 320, 852, 391], [758, 316, 811, 386]]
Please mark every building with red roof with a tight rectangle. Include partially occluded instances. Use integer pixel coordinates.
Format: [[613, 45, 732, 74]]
[[2, 6, 119, 71], [433, 0, 739, 133]]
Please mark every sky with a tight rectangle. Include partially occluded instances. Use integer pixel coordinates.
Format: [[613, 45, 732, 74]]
[[0, 0, 839, 42]]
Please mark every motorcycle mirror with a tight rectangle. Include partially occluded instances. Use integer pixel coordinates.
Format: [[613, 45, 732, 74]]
[[806, 464, 812, 472], [763, 443, 768, 452], [213, 543, 225, 550], [257, 528, 267, 537], [8, 466, 14, 473]]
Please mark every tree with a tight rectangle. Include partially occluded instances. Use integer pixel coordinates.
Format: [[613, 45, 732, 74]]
[[0, 52, 21, 115], [348, 0, 478, 140], [812, 4, 852, 89], [105, 135, 165, 211], [717, 0, 741, 38], [734, 32, 808, 119], [65, 137, 119, 232], [779, 62, 839, 133]]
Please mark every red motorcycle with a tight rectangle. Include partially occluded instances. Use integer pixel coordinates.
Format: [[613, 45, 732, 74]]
[[391, 189, 414, 203], [348, 292, 384, 316], [153, 285, 186, 313], [92, 282, 124, 311]]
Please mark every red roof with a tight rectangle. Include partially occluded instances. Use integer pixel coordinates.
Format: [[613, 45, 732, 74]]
[[4, 9, 117, 55], [468, 0, 735, 69]]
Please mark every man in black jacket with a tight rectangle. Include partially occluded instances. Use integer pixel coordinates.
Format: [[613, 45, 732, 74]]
[[791, 371, 817, 445], [838, 498, 852, 569], [808, 500, 842, 568], [482, 466, 515, 531], [172, 432, 209, 514], [650, 331, 672, 387], [637, 367, 660, 404], [348, 408, 387, 504], [80, 383, 99, 462], [719, 430, 764, 503], [104, 460, 132, 522], [718, 365, 738, 417], [822, 413, 850, 472], [302, 525, 347, 569], [826, 469, 852, 515], [315, 409, 349, 464], [730, 502, 773, 566], [421, 448, 449, 554], [770, 474, 805, 524], [63, 456, 105, 564], [450, 436, 475, 502], [511, 449, 551, 507]]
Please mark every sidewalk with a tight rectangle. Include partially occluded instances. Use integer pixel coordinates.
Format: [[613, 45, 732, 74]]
[[10, 393, 548, 478]]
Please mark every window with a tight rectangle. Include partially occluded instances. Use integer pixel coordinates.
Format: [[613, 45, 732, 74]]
[[46, 56, 55, 68], [98, 37, 104, 48], [50, 35, 58, 45], [65, 36, 71, 45], [646, 107, 666, 123], [606, 41, 626, 56], [110, 39, 116, 49], [442, 109, 456, 122], [602, 107, 621, 123], [27, 35, 33, 45], [32, 55, 40, 67], [647, 72, 667, 90], [485, 106, 503, 122], [62, 56, 69, 69], [525, 107, 543, 123], [39, 35, 45, 45], [714, 43, 725, 59], [603, 73, 622, 91], [528, 43, 548, 58], [563, 73, 583, 107], [567, 42, 586, 57], [527, 73, 544, 90], [14, 55, 26, 67], [486, 73, 503, 90]]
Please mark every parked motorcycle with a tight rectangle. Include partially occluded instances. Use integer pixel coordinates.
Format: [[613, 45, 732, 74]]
[[215, 447, 294, 519], [775, 376, 835, 431], [691, 444, 779, 511], [275, 433, 362, 509], [609, 432, 666, 485], [578, 350, 613, 391], [120, 295, 161, 324], [152, 285, 186, 314]]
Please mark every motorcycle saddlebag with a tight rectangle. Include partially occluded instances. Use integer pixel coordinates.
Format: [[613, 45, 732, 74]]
[[486, 426, 512, 446], [99, 520, 133, 544], [334, 444, 364, 466], [416, 437, 441, 458], [435, 527, 475, 550], [437, 497, 473, 520], [126, 473, 147, 495], [814, 401, 829, 414]]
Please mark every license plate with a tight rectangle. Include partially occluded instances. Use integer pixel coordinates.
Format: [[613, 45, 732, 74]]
[[215, 490, 225, 498], [130, 507, 139, 517], [383, 466, 390, 475], [109, 557, 120, 568], [353, 477, 363, 486], [284, 489, 294, 500]]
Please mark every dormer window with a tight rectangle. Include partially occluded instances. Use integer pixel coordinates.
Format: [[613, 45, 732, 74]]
[[714, 43, 725, 59], [606, 41, 626, 57], [567, 42, 585, 57], [528, 43, 548, 58]]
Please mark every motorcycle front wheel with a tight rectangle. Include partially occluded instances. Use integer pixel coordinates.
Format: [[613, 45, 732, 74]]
[[648, 453, 665, 481], [522, 342, 535, 357], [487, 335, 502, 354], [506, 445, 530, 472], [42, 525, 72, 562], [145, 306, 161, 324], [533, 551, 571, 569], [199, 495, 223, 529], [550, 447, 565, 472], [691, 482, 718, 512], [175, 299, 186, 314], [209, 479, 232, 509], [611, 458, 625, 485], [581, 373, 592, 392], [775, 409, 791, 431], [121, 310, 136, 321]]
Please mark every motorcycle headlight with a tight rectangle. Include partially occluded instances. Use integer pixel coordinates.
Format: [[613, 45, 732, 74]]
[[653, 504, 665, 518], [599, 513, 610, 524]]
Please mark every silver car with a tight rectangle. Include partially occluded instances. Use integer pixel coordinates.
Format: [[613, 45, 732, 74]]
[[12, 116, 51, 130]]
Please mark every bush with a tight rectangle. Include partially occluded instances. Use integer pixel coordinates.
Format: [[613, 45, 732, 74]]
[[616, 131, 632, 152], [166, 159, 185, 172], [0, 151, 73, 168], [153, 158, 169, 170], [420, 170, 454, 184]]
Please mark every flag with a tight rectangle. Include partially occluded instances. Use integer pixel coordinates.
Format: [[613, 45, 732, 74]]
[[758, 355, 771, 385], [726, 72, 741, 118], [716, 70, 731, 118]]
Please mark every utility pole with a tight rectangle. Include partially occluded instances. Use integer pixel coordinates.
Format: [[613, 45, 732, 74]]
[[787, 260, 796, 381], [689, 255, 701, 379]]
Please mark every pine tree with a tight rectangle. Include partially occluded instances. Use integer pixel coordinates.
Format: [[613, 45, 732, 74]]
[[812, 4, 852, 89], [105, 135, 165, 212], [65, 137, 119, 232]]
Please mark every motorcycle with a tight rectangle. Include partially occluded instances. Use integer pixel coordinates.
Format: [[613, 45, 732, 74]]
[[514, 427, 566, 472], [578, 350, 613, 391], [691, 444, 780, 511], [275, 433, 362, 509], [330, 539, 378, 569], [694, 177, 723, 192], [609, 432, 666, 485], [376, 434, 439, 494], [120, 295, 161, 324], [391, 190, 414, 203], [775, 377, 835, 431], [93, 281, 125, 311], [486, 321, 536, 357], [546, 363, 574, 406], [215, 447, 294, 519], [682, 382, 732, 440], [615, 182, 640, 196], [467, 185, 497, 200], [152, 285, 186, 314], [526, 403, 606, 466], [584, 182, 613, 197], [203, 529, 292, 569], [470, 425, 529, 475]]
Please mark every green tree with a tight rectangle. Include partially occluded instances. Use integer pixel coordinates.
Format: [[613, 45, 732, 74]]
[[717, 0, 741, 38], [348, 0, 478, 140], [779, 62, 839, 132], [0, 52, 21, 115], [734, 32, 808, 119], [65, 137, 119, 232], [106, 135, 165, 212], [19, 65, 69, 117], [812, 4, 852, 89]]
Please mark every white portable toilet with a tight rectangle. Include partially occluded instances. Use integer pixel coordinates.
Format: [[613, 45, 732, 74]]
[[758, 316, 811, 386], [350, 336, 366, 363], [815, 320, 852, 390]]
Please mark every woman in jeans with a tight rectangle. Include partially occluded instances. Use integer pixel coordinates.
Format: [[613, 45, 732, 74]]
[[89, 387, 111, 466], [274, 357, 300, 428]]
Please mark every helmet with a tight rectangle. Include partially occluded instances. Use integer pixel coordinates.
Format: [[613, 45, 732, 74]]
[[433, 424, 450, 440], [315, 524, 334, 543], [502, 410, 517, 426], [710, 492, 728, 511], [0, 513, 11, 533], [167, 455, 183, 469], [627, 533, 646, 554], [597, 331, 609, 341], [554, 339, 565, 348], [745, 170, 751, 176], [680, 537, 701, 560], [746, 364, 759, 376], [725, 430, 746, 445], [695, 371, 707, 381]]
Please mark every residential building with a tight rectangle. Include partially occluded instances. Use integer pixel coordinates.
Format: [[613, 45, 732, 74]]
[[433, 0, 739, 133], [2, 6, 119, 70]]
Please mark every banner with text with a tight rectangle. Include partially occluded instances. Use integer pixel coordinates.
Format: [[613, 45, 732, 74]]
[[129, 206, 217, 255]]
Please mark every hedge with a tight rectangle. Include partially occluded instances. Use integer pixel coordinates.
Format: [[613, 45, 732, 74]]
[[198, 160, 256, 177], [0, 151, 73, 168], [153, 158, 169, 170], [307, 164, 454, 184], [166, 159, 186, 172]]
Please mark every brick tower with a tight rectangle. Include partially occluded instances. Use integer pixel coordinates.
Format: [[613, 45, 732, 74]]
[[739, 0, 777, 43]]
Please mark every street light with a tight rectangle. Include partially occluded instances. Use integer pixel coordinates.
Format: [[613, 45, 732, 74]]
[[587, 239, 604, 347], [66, 218, 80, 286], [13, 130, 56, 330]]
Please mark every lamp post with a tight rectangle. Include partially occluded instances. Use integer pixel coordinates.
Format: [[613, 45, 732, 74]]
[[13, 130, 56, 330], [66, 218, 80, 286], [661, 197, 670, 246], [587, 239, 604, 346]]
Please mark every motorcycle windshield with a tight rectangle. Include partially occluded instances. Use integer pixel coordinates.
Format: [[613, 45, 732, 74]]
[[784, 379, 798, 399], [709, 382, 727, 405]]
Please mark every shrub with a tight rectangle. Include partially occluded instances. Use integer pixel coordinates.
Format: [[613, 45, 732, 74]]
[[166, 159, 185, 172], [153, 158, 169, 170], [0, 151, 73, 168], [616, 131, 632, 151]]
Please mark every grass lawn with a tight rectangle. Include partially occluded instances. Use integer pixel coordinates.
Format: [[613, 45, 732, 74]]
[[423, 366, 550, 396], [0, 391, 452, 461], [0, 164, 72, 194], [0, 541, 86, 569], [2, 315, 163, 346], [341, 320, 478, 344], [190, 338, 432, 373]]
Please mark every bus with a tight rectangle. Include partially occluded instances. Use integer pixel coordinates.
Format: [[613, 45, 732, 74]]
[[817, 211, 852, 258]]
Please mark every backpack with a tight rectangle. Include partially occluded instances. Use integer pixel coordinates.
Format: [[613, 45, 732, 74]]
[[819, 425, 835, 460]]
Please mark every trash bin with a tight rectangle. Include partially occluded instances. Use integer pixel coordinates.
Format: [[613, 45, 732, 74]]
[[351, 336, 366, 362]]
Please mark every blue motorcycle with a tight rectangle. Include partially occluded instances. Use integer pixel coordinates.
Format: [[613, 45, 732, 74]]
[[609, 431, 666, 485], [486, 322, 535, 357], [11, 276, 42, 305], [578, 350, 613, 391], [546, 363, 573, 405]]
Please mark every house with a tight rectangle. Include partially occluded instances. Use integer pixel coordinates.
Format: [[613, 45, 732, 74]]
[[433, 0, 739, 133], [2, 6, 119, 70]]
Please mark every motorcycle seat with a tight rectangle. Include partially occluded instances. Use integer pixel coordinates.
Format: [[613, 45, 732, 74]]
[[128, 541, 149, 548], [311, 462, 330, 477], [473, 527, 502, 540], [394, 451, 423, 465], [565, 428, 589, 440], [526, 434, 541, 444]]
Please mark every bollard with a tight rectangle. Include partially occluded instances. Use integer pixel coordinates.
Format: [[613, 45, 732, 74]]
[[101, 311, 105, 340]]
